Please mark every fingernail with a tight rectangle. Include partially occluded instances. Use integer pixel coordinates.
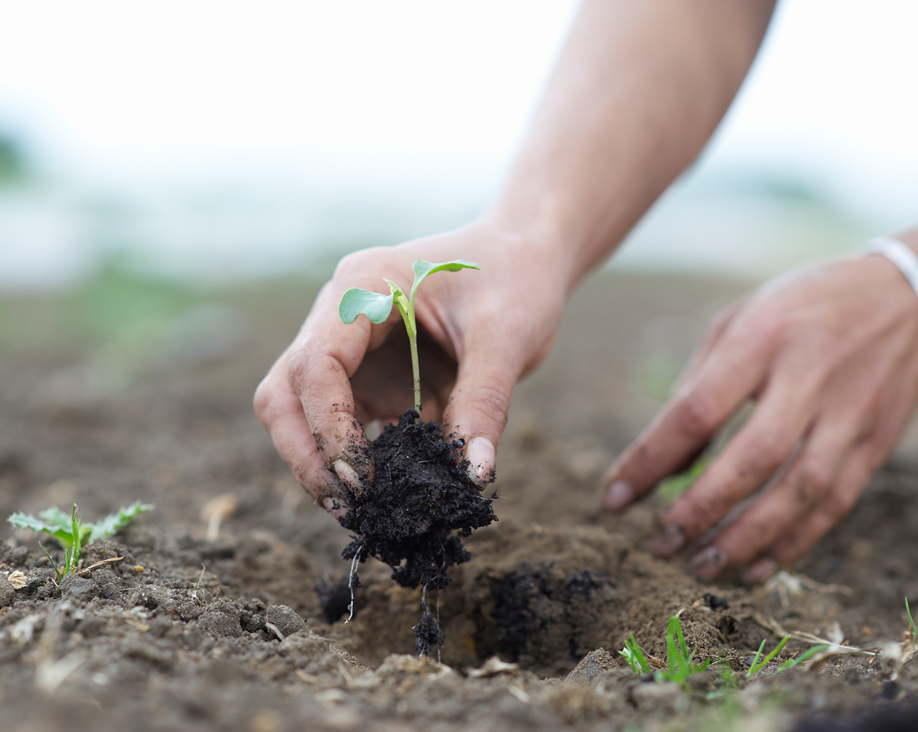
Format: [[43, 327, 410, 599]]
[[603, 480, 634, 512], [465, 436, 495, 487], [691, 545, 727, 580], [364, 419, 383, 441], [741, 557, 778, 585], [333, 459, 361, 494], [646, 524, 686, 556]]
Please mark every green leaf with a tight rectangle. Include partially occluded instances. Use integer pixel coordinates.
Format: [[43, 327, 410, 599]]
[[89, 501, 155, 542], [8, 512, 56, 535], [409, 259, 479, 302], [776, 644, 830, 673], [338, 288, 395, 325], [9, 509, 78, 552]]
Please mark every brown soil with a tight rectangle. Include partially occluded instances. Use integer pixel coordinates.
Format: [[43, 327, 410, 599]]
[[2, 270, 918, 731]]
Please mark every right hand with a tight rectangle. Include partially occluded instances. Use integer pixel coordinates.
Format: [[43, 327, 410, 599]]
[[254, 220, 569, 514]]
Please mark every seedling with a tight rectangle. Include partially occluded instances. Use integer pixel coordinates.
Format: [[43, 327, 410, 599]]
[[339, 259, 479, 418], [656, 616, 711, 685], [8, 501, 153, 583], [620, 616, 711, 687], [747, 636, 790, 677], [621, 634, 652, 675]]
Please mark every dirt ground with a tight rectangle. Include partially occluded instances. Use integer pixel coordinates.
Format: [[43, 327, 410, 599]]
[[2, 269, 918, 731]]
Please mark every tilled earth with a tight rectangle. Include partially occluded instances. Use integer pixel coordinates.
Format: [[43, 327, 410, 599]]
[[2, 271, 918, 731]]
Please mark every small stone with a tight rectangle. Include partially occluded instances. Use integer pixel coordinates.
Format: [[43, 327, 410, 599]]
[[567, 648, 617, 683], [265, 605, 307, 637]]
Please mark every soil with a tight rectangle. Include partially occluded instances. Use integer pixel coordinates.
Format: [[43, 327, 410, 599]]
[[2, 270, 918, 731]]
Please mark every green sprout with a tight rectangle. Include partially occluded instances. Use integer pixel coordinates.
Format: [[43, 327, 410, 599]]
[[656, 616, 711, 686], [620, 616, 710, 687], [747, 636, 790, 677], [8, 501, 153, 583], [338, 259, 479, 419], [621, 634, 652, 675]]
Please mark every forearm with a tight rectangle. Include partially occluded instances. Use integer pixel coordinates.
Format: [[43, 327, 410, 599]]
[[487, 0, 776, 292]]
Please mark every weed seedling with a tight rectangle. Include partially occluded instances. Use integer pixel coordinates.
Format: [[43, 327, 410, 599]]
[[8, 501, 153, 583], [621, 634, 652, 675], [339, 259, 479, 418], [620, 616, 711, 687], [657, 616, 711, 686], [747, 636, 790, 677]]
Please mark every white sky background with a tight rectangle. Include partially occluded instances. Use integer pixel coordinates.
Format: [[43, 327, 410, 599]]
[[0, 0, 917, 285]]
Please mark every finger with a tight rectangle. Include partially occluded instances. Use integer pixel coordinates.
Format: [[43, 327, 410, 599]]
[[672, 301, 743, 394], [602, 324, 771, 512], [689, 407, 865, 579], [253, 367, 349, 517], [766, 442, 875, 569], [286, 285, 386, 493], [442, 326, 521, 488], [650, 369, 822, 557]]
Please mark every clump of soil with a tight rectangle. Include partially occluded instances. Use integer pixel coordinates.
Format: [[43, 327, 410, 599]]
[[339, 409, 497, 591], [490, 564, 616, 664]]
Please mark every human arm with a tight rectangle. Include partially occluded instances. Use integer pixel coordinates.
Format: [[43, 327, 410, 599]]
[[254, 0, 777, 509], [602, 228, 918, 582]]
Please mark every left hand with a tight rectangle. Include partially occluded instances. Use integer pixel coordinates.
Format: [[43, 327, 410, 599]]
[[601, 250, 918, 582]]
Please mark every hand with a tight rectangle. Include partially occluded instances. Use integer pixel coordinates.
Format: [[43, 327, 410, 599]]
[[254, 220, 568, 514], [601, 251, 918, 582]]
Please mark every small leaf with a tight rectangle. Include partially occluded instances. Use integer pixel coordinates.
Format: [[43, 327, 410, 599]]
[[8, 512, 56, 535], [339, 288, 395, 325], [89, 502, 155, 542], [38, 506, 73, 532], [409, 259, 479, 301]]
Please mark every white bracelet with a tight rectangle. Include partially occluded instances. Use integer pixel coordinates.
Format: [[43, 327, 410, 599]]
[[868, 236, 918, 300]]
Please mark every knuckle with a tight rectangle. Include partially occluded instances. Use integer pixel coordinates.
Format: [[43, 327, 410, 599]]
[[749, 432, 791, 473], [253, 378, 273, 424], [286, 347, 314, 391], [672, 391, 721, 437], [467, 378, 512, 430], [793, 459, 832, 505], [747, 307, 789, 352], [683, 493, 725, 536], [332, 248, 387, 282]]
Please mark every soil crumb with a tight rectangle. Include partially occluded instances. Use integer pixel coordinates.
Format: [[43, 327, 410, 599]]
[[340, 409, 497, 591]]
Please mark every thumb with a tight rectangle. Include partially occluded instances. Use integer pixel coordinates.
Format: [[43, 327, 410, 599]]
[[442, 347, 518, 487]]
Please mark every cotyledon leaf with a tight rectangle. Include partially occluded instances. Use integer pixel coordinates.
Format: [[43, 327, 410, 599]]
[[409, 260, 480, 301], [338, 288, 396, 325]]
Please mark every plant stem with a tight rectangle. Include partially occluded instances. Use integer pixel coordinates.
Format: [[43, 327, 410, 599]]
[[409, 333, 421, 419]]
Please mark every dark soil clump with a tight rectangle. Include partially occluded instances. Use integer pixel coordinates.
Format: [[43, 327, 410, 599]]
[[489, 564, 616, 664], [340, 409, 497, 591]]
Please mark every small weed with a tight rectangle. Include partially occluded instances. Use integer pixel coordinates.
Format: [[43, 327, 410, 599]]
[[8, 501, 153, 583], [620, 635, 652, 675], [747, 636, 790, 677], [620, 616, 711, 687]]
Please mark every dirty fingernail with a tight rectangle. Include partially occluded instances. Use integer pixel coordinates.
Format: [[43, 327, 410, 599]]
[[741, 557, 778, 585], [646, 524, 686, 556], [603, 480, 634, 512], [364, 419, 383, 441], [465, 436, 495, 487], [691, 545, 727, 580], [333, 459, 361, 494]]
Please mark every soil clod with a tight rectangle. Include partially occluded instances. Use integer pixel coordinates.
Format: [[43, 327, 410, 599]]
[[340, 410, 497, 591]]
